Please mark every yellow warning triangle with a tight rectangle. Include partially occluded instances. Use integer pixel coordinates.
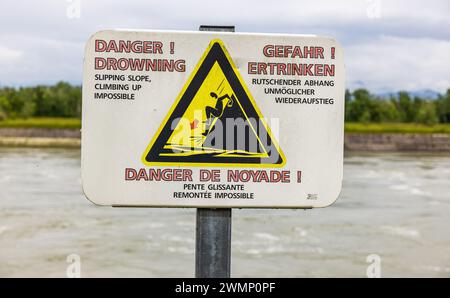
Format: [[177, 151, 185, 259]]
[[142, 39, 285, 167]]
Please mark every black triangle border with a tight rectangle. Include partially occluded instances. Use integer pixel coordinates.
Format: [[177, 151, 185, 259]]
[[144, 41, 284, 166]]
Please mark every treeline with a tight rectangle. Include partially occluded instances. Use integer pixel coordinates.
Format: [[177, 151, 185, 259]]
[[346, 89, 450, 124], [0, 82, 81, 120], [1, 82, 450, 124]]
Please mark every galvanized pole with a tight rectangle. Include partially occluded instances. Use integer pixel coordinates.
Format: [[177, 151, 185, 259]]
[[196, 208, 232, 277], [195, 25, 234, 278]]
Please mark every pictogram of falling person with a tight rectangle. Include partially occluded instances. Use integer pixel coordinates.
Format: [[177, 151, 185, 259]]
[[202, 91, 235, 136]]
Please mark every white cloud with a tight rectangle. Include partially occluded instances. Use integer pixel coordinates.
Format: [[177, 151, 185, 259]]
[[347, 36, 450, 92], [0, 46, 22, 62], [0, 0, 449, 92]]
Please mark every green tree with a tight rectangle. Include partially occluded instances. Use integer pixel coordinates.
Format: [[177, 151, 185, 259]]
[[0, 96, 10, 120], [371, 99, 399, 122], [347, 88, 373, 122], [416, 101, 438, 125], [394, 91, 415, 122], [36, 82, 81, 117], [344, 89, 353, 121], [437, 89, 450, 123], [15, 87, 37, 118]]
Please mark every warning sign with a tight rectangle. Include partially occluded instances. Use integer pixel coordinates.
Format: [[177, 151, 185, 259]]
[[82, 29, 345, 208], [142, 39, 285, 167]]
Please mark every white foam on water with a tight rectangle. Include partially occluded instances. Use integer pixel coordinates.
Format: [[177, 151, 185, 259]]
[[246, 245, 285, 255], [167, 235, 194, 243], [428, 200, 441, 206], [293, 227, 308, 237], [389, 171, 407, 181], [389, 184, 430, 196], [390, 184, 409, 191], [360, 170, 380, 179], [381, 225, 421, 239], [167, 246, 193, 254], [253, 232, 279, 241], [147, 222, 166, 228], [410, 188, 430, 196], [0, 226, 10, 235], [175, 221, 192, 226], [423, 266, 450, 273], [0, 175, 12, 183], [315, 247, 324, 254], [246, 249, 262, 255]]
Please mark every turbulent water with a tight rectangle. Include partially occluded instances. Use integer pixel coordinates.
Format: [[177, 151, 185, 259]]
[[0, 147, 449, 277]]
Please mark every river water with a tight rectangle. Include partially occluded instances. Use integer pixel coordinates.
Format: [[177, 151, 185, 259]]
[[0, 147, 449, 277]]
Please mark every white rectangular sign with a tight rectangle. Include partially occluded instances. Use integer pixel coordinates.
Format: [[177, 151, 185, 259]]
[[82, 29, 345, 208]]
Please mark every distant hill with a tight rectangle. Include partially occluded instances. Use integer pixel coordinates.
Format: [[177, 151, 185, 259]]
[[376, 89, 441, 100]]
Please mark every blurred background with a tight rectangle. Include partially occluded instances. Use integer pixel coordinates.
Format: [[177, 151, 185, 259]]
[[0, 0, 449, 277]]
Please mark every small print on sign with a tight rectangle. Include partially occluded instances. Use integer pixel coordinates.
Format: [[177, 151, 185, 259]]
[[81, 29, 345, 208]]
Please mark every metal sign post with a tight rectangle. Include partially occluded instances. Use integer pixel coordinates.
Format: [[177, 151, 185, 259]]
[[195, 25, 234, 278], [196, 208, 232, 278]]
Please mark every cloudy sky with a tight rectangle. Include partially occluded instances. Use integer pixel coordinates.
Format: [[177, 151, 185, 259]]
[[0, 0, 449, 93]]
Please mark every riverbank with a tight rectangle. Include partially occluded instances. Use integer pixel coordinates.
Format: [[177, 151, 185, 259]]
[[0, 137, 80, 148], [0, 127, 80, 148], [1, 127, 450, 151], [344, 133, 450, 151]]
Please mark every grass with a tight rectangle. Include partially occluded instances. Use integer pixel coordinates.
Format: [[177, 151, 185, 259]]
[[1, 118, 450, 133], [0, 137, 80, 148], [345, 122, 450, 134], [0, 117, 81, 129]]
